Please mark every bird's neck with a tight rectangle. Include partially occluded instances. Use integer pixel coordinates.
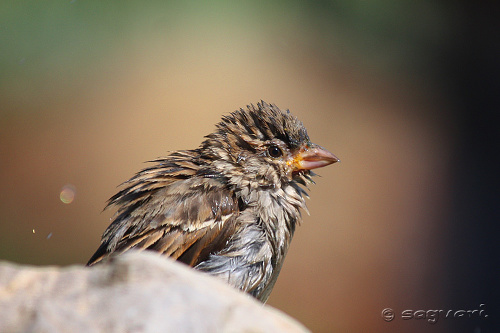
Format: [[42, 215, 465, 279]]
[[242, 183, 305, 251], [214, 158, 308, 253]]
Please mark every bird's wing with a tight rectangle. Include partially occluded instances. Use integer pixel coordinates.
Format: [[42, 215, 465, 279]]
[[87, 153, 239, 266]]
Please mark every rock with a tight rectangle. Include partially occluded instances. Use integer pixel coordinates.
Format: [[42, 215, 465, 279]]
[[0, 252, 309, 333]]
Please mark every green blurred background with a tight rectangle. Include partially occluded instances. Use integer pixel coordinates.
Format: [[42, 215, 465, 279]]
[[1, 1, 497, 332]]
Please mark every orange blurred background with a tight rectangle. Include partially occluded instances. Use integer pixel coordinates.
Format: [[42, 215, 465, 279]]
[[1, 2, 497, 332]]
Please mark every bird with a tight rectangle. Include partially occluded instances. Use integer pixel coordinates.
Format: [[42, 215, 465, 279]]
[[87, 101, 339, 302]]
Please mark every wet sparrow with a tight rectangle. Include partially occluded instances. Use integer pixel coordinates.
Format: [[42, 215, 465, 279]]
[[87, 101, 339, 302]]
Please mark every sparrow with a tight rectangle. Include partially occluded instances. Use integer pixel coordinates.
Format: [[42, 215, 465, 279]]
[[87, 101, 339, 302]]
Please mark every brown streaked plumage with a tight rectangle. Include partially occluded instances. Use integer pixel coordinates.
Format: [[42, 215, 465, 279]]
[[87, 101, 339, 302]]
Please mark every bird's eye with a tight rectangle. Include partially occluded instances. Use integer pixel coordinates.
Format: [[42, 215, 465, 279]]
[[267, 145, 283, 158]]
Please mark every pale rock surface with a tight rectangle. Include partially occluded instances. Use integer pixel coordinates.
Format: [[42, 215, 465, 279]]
[[0, 251, 309, 333]]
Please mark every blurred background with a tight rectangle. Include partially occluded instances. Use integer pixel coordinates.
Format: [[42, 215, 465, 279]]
[[1, 1, 498, 332]]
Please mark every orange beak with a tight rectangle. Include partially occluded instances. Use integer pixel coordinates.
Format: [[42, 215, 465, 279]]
[[292, 144, 340, 170]]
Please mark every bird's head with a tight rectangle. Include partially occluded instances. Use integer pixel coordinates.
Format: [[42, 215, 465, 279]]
[[200, 101, 339, 190]]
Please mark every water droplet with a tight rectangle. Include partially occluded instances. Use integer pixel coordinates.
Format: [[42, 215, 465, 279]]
[[60, 184, 76, 204]]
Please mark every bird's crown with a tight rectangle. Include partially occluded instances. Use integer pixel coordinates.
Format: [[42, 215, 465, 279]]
[[214, 101, 310, 150]]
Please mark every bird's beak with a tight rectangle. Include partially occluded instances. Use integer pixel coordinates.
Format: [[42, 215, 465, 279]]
[[292, 144, 340, 170]]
